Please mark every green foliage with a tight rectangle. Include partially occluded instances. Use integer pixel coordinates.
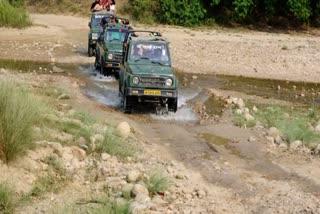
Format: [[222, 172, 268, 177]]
[[251, 105, 320, 144], [124, 0, 320, 26], [0, 184, 14, 214], [158, 0, 206, 26], [92, 200, 130, 214], [8, 0, 23, 7], [124, 0, 159, 24], [145, 170, 170, 195], [0, 0, 31, 28], [95, 128, 135, 159], [233, 0, 254, 21], [287, 0, 311, 21], [0, 81, 42, 163]]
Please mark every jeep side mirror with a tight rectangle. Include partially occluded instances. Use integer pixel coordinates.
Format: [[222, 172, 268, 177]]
[[88, 22, 91, 28]]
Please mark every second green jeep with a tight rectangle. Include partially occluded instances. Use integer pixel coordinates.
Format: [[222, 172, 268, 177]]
[[119, 31, 178, 114], [95, 26, 129, 78]]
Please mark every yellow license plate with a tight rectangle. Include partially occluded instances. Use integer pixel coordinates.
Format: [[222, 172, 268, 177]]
[[144, 90, 161, 95]]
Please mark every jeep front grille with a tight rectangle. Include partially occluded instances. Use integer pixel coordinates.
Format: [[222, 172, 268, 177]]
[[112, 53, 123, 61], [139, 77, 166, 87]]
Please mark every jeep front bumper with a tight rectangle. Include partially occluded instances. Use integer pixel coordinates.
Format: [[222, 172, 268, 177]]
[[126, 88, 178, 98], [102, 61, 121, 70]]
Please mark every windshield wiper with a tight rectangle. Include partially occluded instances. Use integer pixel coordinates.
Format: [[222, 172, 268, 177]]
[[134, 57, 150, 62], [151, 61, 167, 66]]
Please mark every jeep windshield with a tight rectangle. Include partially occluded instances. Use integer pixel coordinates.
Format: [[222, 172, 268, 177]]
[[104, 29, 128, 42], [129, 43, 170, 65], [91, 14, 108, 26]]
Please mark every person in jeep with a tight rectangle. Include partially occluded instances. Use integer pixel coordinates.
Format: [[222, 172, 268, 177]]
[[91, 0, 102, 12]]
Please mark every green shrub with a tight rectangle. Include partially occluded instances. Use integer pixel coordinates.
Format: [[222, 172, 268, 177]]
[[145, 170, 170, 195], [95, 128, 135, 159], [0, 0, 31, 28], [0, 81, 41, 163], [287, 0, 311, 22], [8, 0, 23, 7], [233, 0, 254, 21], [0, 183, 14, 214]]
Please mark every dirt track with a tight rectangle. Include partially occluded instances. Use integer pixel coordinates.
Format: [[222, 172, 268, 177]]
[[1, 14, 320, 213]]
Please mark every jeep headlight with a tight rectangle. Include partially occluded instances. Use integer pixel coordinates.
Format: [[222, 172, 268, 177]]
[[166, 78, 173, 86], [108, 53, 113, 60], [91, 33, 98, 40], [132, 76, 139, 85]]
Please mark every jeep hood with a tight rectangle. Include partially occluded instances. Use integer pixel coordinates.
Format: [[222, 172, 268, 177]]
[[90, 27, 100, 33], [105, 42, 123, 52], [129, 64, 173, 76]]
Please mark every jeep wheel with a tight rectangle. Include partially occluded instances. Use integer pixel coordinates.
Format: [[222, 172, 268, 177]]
[[100, 59, 105, 75], [88, 45, 93, 57], [169, 98, 178, 113], [123, 91, 132, 113], [94, 56, 100, 70]]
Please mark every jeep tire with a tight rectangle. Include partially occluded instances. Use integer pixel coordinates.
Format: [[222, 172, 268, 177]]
[[123, 90, 132, 113], [168, 98, 178, 112], [94, 56, 100, 70], [88, 43, 93, 57], [100, 59, 105, 75]]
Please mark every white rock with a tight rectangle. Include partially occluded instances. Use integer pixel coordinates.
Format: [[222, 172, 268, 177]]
[[236, 98, 245, 109], [290, 140, 302, 151], [313, 144, 320, 155], [197, 189, 206, 198], [71, 147, 86, 160], [235, 109, 243, 115], [57, 94, 70, 100], [116, 122, 131, 139], [135, 193, 151, 204], [122, 183, 134, 198], [101, 153, 111, 161], [278, 143, 288, 149], [314, 124, 320, 132], [127, 170, 141, 183], [244, 113, 254, 121], [248, 136, 256, 142], [243, 108, 250, 114], [267, 127, 280, 138], [130, 202, 148, 214], [52, 65, 64, 73], [132, 184, 149, 197], [48, 142, 64, 155], [152, 195, 165, 204], [192, 75, 198, 80], [0, 68, 8, 74], [76, 137, 87, 145], [266, 136, 275, 144], [252, 106, 258, 112]]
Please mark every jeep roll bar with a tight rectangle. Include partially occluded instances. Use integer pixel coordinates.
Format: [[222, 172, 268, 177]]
[[122, 30, 163, 54]]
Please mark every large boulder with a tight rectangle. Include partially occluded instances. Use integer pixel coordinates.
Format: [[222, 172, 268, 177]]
[[116, 122, 131, 139], [132, 184, 149, 197]]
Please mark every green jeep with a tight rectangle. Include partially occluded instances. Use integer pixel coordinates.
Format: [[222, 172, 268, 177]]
[[118, 31, 178, 114], [95, 26, 129, 78], [88, 11, 113, 57]]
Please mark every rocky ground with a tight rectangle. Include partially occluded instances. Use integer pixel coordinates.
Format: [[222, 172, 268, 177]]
[[1, 13, 320, 214]]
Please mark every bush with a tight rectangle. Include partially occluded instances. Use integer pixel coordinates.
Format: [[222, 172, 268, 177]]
[[0, 183, 14, 214], [95, 128, 135, 159], [233, 0, 254, 21], [287, 0, 311, 22], [145, 170, 170, 195], [158, 0, 206, 26], [0, 81, 41, 163], [0, 0, 31, 28]]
